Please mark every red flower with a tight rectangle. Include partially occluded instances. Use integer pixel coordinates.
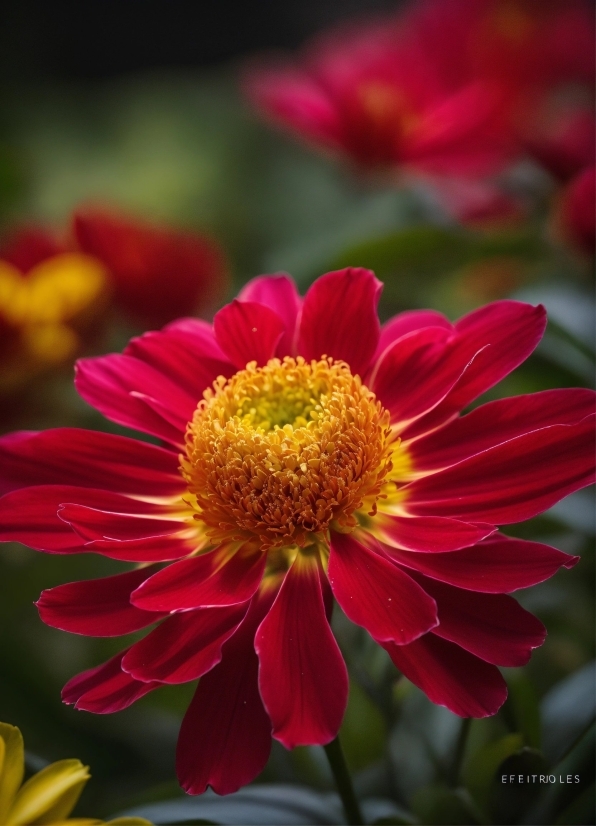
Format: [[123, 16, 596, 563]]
[[73, 208, 227, 329], [555, 166, 596, 255], [407, 0, 595, 178], [244, 12, 515, 176], [0, 269, 593, 795], [407, 0, 594, 94]]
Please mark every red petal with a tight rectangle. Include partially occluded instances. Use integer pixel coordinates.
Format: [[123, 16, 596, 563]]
[[298, 268, 382, 376], [244, 64, 342, 152], [131, 545, 266, 612], [213, 300, 285, 369], [58, 503, 187, 542], [0, 485, 169, 552], [84, 533, 198, 562], [403, 301, 547, 438], [375, 310, 453, 361], [370, 327, 478, 426], [122, 603, 248, 684], [36, 566, 163, 636], [176, 591, 274, 795], [405, 417, 596, 523], [73, 209, 226, 328], [374, 514, 495, 552], [386, 534, 579, 593], [75, 355, 190, 446], [328, 532, 438, 644], [238, 274, 302, 357], [407, 575, 546, 666], [0, 428, 183, 497], [255, 553, 348, 748], [124, 322, 235, 403], [409, 389, 596, 472], [384, 634, 508, 717], [62, 650, 160, 713]]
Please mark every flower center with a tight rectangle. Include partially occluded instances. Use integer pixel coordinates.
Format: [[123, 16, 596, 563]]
[[181, 356, 393, 550]]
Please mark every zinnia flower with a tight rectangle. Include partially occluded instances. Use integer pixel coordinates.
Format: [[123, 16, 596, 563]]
[[243, 11, 514, 176], [0, 720, 151, 825], [0, 269, 593, 796], [73, 208, 227, 329], [0, 227, 108, 394]]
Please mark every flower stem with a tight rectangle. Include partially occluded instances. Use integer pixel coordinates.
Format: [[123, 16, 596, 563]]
[[450, 717, 472, 786], [324, 736, 365, 825]]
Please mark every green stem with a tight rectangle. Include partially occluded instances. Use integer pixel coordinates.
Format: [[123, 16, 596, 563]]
[[324, 736, 365, 825], [450, 717, 472, 786]]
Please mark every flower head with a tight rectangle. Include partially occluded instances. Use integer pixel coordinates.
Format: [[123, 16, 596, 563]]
[[0, 268, 593, 796], [244, 10, 515, 176], [0, 721, 151, 825], [73, 208, 227, 328]]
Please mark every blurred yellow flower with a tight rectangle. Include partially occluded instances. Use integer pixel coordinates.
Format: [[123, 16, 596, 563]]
[[0, 722, 152, 826], [0, 251, 108, 394]]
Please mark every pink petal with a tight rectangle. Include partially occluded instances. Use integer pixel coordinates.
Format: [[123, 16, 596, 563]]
[[244, 64, 343, 150], [384, 634, 508, 717], [0, 428, 183, 497], [408, 389, 596, 472], [402, 301, 547, 439], [374, 514, 495, 552], [386, 534, 579, 593], [370, 327, 478, 426], [298, 268, 382, 376], [176, 591, 274, 795], [405, 416, 596, 524], [238, 274, 302, 357], [36, 566, 163, 636], [0, 485, 169, 552], [375, 309, 453, 361], [328, 532, 438, 644], [75, 355, 191, 446], [124, 323, 235, 402], [122, 603, 248, 684], [62, 650, 160, 713], [255, 553, 348, 748], [58, 503, 188, 542], [213, 300, 285, 369], [408, 575, 546, 666], [131, 545, 266, 612]]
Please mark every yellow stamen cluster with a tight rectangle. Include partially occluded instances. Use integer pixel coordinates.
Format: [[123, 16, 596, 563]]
[[181, 356, 393, 550]]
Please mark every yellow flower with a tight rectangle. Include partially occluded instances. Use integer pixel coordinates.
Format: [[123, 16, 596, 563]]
[[0, 722, 152, 826], [0, 252, 108, 393]]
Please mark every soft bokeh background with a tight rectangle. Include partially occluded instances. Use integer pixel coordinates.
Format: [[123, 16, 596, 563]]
[[0, 2, 593, 824]]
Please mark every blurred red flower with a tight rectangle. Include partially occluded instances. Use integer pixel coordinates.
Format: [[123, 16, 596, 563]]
[[245, 0, 594, 226], [555, 166, 596, 255], [0, 269, 593, 795], [73, 209, 228, 329], [244, 12, 515, 176]]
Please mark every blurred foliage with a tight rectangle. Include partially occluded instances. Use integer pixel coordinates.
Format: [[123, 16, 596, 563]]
[[0, 66, 594, 825]]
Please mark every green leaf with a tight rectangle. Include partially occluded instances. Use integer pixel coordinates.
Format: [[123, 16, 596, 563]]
[[541, 661, 596, 764], [524, 723, 595, 825], [488, 748, 549, 824], [118, 784, 406, 826], [340, 680, 387, 771], [503, 673, 541, 749], [410, 785, 480, 825], [555, 781, 595, 825], [463, 733, 524, 809]]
